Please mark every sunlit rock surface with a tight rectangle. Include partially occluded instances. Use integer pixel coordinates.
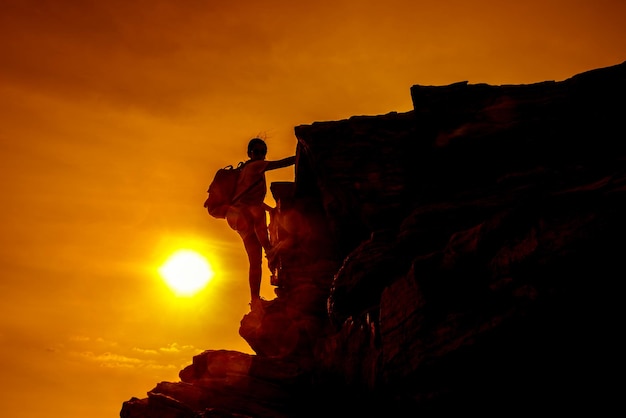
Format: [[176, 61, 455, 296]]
[[121, 61, 625, 417]]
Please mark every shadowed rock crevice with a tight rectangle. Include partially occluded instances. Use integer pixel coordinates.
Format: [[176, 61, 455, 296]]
[[121, 60, 626, 417]]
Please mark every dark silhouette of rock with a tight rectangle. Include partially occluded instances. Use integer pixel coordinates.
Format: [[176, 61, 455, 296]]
[[121, 60, 626, 417]]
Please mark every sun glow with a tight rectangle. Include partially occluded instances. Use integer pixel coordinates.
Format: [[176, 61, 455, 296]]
[[158, 249, 214, 296]]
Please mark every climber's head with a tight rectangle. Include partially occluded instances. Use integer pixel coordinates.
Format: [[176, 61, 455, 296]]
[[247, 137, 267, 159]]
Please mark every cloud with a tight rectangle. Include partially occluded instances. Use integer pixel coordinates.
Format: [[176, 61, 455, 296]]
[[76, 351, 144, 368], [72, 349, 183, 371], [132, 347, 159, 355], [67, 335, 200, 371], [159, 342, 197, 353]]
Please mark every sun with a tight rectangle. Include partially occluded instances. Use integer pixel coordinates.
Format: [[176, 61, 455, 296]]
[[158, 249, 214, 296]]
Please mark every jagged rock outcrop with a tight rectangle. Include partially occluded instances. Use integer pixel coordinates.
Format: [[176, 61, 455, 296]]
[[121, 61, 626, 417]]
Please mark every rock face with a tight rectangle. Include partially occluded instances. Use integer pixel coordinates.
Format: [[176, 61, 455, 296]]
[[121, 61, 626, 417]]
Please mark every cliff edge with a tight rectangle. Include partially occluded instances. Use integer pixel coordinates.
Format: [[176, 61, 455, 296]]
[[121, 61, 626, 417]]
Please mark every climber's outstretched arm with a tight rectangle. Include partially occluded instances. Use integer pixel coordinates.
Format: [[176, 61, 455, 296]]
[[266, 155, 296, 171]]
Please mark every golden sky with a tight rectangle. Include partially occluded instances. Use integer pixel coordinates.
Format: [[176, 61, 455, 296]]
[[0, 1, 624, 417]]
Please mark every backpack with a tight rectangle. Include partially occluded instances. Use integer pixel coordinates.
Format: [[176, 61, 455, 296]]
[[203, 161, 262, 219], [204, 162, 244, 219]]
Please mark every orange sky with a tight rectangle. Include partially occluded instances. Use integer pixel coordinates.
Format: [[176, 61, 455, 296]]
[[0, 1, 624, 417]]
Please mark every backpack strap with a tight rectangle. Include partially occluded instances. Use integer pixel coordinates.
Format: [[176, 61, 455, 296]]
[[230, 162, 263, 204]]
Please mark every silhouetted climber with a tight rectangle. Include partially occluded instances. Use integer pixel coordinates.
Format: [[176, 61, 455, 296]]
[[225, 138, 295, 309]]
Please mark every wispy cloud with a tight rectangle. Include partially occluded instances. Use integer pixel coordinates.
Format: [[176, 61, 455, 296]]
[[159, 342, 196, 353], [75, 351, 143, 368], [67, 335, 200, 371]]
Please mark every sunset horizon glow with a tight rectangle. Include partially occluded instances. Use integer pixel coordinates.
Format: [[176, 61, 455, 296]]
[[1, 0, 624, 417]]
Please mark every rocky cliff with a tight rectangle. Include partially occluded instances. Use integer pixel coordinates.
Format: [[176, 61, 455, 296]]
[[121, 61, 625, 417]]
